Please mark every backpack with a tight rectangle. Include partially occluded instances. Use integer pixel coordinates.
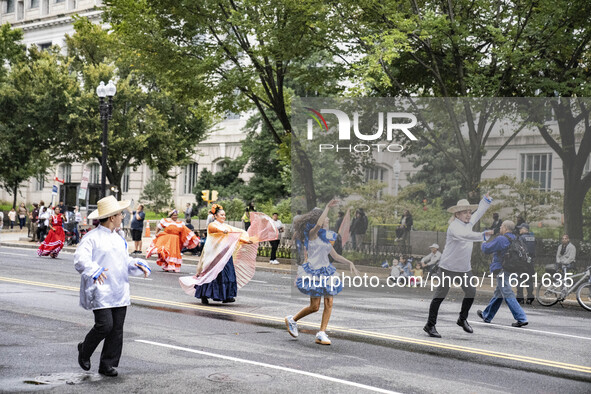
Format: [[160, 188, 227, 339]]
[[502, 234, 531, 273]]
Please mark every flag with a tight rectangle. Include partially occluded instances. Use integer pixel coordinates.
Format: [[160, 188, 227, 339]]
[[338, 208, 351, 247], [381, 261, 389, 268]]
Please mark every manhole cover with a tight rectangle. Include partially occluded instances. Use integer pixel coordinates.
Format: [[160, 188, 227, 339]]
[[207, 372, 273, 383], [24, 372, 102, 386]]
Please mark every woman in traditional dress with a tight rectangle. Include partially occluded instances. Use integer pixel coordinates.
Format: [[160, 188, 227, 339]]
[[38, 206, 67, 258], [284, 199, 360, 345], [146, 209, 200, 272], [180, 204, 252, 305]]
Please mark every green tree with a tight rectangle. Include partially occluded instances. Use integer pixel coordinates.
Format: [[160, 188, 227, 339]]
[[59, 18, 209, 196], [140, 173, 173, 214], [480, 175, 563, 224], [193, 160, 246, 204], [106, 0, 345, 209], [0, 33, 80, 207]]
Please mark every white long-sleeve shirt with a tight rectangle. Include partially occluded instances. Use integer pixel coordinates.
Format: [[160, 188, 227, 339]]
[[74, 225, 150, 310], [556, 243, 576, 265], [438, 197, 492, 272], [421, 251, 442, 267]]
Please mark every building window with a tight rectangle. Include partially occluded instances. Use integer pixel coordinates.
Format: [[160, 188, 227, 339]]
[[213, 159, 228, 174], [88, 163, 100, 184], [5, 0, 15, 13], [365, 166, 387, 182], [39, 42, 52, 51], [122, 166, 130, 193], [55, 0, 64, 3], [30, 0, 39, 7], [59, 163, 71, 183], [520, 153, 552, 190], [184, 162, 198, 194], [35, 174, 45, 191]]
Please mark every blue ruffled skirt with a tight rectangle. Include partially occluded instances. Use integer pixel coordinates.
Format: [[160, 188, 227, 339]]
[[194, 256, 238, 301], [296, 262, 343, 297]]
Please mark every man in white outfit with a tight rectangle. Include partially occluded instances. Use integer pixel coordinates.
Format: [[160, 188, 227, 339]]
[[75, 196, 151, 377], [424, 194, 493, 338]]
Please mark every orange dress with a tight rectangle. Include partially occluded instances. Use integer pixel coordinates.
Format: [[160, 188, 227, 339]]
[[146, 218, 200, 272]]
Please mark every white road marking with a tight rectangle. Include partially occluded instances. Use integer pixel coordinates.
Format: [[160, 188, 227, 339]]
[[136, 339, 400, 393], [471, 321, 591, 341], [129, 277, 153, 281], [249, 279, 267, 283]]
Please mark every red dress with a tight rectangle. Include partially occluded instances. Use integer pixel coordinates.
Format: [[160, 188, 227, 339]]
[[38, 214, 65, 258]]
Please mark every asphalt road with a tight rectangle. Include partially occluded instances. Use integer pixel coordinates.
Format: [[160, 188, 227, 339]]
[[0, 246, 590, 393]]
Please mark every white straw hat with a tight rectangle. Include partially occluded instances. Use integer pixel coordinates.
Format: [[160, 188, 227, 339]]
[[88, 196, 130, 220], [447, 199, 479, 213]]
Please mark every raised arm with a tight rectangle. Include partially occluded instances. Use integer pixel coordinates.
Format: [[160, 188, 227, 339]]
[[309, 199, 339, 240]]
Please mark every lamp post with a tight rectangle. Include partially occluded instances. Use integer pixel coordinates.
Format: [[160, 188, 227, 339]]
[[96, 80, 117, 198]]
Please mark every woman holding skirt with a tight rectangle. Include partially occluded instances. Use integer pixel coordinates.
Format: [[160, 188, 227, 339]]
[[179, 204, 252, 304], [285, 199, 359, 345], [38, 206, 67, 258]]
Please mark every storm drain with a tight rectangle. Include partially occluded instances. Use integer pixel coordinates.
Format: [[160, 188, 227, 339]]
[[24, 372, 102, 386], [207, 372, 272, 383]]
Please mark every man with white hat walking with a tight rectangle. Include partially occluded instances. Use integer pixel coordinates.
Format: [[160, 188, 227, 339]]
[[423, 194, 493, 338], [75, 196, 151, 377]]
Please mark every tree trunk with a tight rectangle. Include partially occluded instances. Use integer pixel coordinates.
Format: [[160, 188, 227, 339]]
[[563, 174, 585, 243], [291, 135, 317, 210], [11, 182, 18, 209]]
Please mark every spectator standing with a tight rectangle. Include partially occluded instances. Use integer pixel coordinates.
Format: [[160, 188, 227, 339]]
[[477, 220, 528, 327], [350, 209, 368, 250], [556, 234, 576, 270], [185, 203, 193, 220], [396, 210, 413, 245], [516, 223, 536, 304], [130, 204, 145, 255], [8, 208, 16, 229], [30, 203, 40, 242], [0, 210, 4, 232], [269, 213, 284, 264], [58, 201, 66, 214], [18, 203, 28, 230], [241, 208, 251, 231], [38, 207, 49, 242], [490, 213, 502, 235], [73, 206, 82, 244]]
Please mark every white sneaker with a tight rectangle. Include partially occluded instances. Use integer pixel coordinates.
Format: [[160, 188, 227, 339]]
[[315, 331, 331, 345], [285, 315, 298, 338], [270, 260, 279, 265]]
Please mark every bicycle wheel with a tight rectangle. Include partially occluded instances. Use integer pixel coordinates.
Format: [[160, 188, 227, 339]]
[[576, 283, 591, 311], [536, 282, 561, 306]]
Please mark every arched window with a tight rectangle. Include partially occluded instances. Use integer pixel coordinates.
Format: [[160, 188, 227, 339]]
[[88, 163, 100, 184], [213, 158, 228, 174], [184, 162, 198, 194]]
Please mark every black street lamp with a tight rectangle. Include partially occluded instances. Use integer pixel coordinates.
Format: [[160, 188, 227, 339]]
[[96, 80, 117, 198]]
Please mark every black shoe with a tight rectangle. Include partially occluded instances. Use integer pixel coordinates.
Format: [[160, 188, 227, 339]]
[[526, 298, 535, 305], [222, 297, 236, 303], [476, 310, 490, 323], [423, 325, 441, 338], [77, 342, 90, 371], [457, 319, 473, 333], [98, 366, 118, 377], [201, 297, 209, 305], [511, 321, 528, 328], [516, 298, 524, 304]]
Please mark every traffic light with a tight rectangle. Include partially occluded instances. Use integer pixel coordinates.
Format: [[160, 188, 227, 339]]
[[201, 190, 210, 202], [211, 190, 218, 202]]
